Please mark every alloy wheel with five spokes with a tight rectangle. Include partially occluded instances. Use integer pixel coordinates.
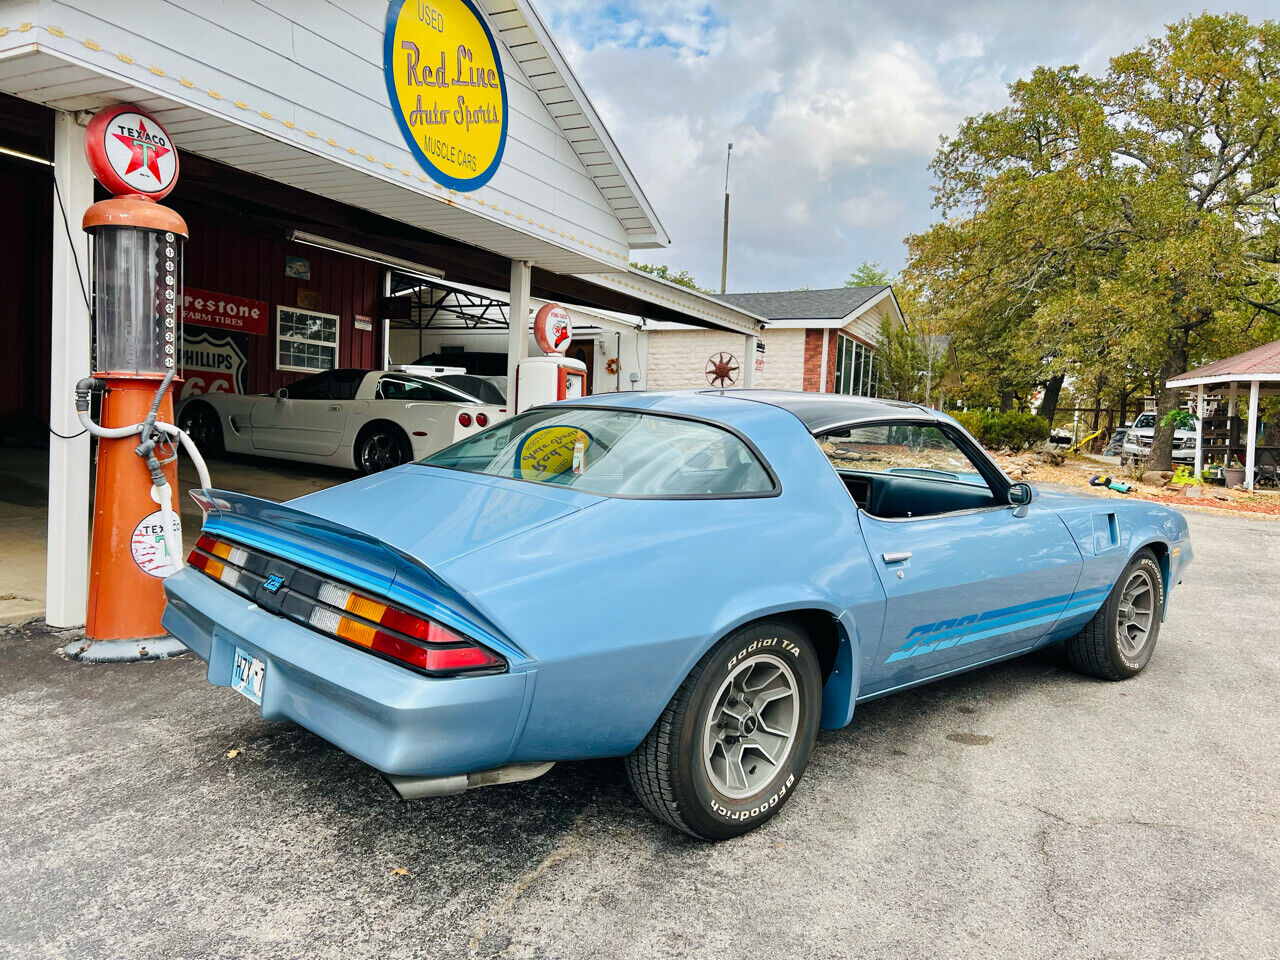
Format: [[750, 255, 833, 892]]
[[1115, 568, 1155, 659], [702, 654, 800, 799]]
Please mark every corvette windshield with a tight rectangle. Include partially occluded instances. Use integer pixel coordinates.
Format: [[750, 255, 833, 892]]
[[422, 408, 775, 498]]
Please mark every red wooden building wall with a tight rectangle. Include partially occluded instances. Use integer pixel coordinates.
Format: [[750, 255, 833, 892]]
[[180, 209, 381, 396]]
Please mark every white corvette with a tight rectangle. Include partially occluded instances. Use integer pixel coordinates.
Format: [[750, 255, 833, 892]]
[[176, 369, 507, 474]]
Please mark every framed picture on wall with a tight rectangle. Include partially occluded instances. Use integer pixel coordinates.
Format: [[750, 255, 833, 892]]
[[277, 306, 340, 372]]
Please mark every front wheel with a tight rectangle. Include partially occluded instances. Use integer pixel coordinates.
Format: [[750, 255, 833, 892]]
[[178, 402, 224, 456], [1065, 549, 1164, 680], [625, 619, 823, 840]]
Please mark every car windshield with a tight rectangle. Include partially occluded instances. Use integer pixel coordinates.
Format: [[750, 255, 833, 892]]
[[1133, 413, 1156, 428], [422, 407, 775, 498]]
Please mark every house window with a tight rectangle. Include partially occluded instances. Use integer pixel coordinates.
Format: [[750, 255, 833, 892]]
[[277, 306, 339, 373], [833, 333, 878, 397]]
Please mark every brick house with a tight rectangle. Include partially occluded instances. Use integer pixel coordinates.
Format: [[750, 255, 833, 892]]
[[644, 286, 907, 394]]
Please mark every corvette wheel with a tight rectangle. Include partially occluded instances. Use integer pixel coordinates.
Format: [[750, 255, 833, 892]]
[[626, 619, 822, 841], [178, 403, 223, 456], [1065, 549, 1163, 680], [356, 427, 409, 475]]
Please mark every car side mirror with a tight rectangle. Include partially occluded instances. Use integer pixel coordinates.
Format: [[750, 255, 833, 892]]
[[1007, 481, 1035, 506], [274, 387, 289, 401]]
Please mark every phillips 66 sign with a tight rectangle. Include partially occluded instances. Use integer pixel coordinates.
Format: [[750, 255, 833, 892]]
[[383, 0, 509, 190]]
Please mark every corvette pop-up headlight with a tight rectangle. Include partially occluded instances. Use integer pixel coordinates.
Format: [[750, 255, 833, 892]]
[[187, 534, 504, 676]]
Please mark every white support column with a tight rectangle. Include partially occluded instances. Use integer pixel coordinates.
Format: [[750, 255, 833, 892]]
[[46, 111, 94, 628], [506, 259, 531, 407], [1245, 380, 1260, 491], [1193, 384, 1204, 475], [818, 330, 829, 393], [1226, 382, 1238, 467], [742, 332, 756, 388]]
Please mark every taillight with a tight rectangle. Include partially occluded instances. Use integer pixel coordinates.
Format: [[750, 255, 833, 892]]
[[187, 534, 505, 676], [308, 580, 504, 674], [475, 412, 489, 427], [187, 534, 250, 591], [458, 412, 472, 427]]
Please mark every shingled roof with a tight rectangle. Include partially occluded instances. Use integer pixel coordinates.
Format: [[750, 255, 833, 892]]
[[1168, 339, 1280, 384], [714, 286, 891, 321]]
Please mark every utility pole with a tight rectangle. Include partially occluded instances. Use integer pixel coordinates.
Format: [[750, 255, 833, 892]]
[[720, 141, 732, 295]]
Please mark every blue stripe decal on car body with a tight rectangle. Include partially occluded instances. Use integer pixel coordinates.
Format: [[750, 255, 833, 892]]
[[887, 585, 1111, 663]]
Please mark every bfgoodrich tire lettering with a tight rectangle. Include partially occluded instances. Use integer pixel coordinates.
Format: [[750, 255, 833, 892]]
[[625, 618, 822, 840], [1065, 549, 1164, 680]]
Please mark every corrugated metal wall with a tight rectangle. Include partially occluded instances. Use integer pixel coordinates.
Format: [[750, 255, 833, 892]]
[[180, 209, 382, 395]]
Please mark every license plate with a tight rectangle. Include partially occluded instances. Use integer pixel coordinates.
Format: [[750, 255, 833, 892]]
[[230, 647, 265, 705]]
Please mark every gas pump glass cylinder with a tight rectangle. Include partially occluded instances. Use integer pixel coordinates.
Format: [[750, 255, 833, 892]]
[[92, 226, 184, 376]]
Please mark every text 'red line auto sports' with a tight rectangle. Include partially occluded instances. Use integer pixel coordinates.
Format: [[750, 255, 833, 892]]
[[163, 390, 1192, 840]]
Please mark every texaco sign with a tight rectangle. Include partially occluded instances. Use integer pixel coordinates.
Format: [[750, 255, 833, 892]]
[[84, 104, 179, 199]]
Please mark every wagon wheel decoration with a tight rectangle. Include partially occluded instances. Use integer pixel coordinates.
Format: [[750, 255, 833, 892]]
[[705, 352, 739, 388]]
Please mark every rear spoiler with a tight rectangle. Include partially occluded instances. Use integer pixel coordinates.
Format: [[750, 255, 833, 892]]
[[191, 489, 525, 663]]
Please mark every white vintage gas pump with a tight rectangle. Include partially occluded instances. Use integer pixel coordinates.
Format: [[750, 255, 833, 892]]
[[515, 303, 586, 413]]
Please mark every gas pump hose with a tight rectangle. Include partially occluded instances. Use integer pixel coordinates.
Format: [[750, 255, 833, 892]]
[[73, 374, 213, 572]]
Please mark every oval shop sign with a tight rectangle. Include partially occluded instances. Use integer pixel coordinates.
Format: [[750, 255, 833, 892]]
[[384, 0, 508, 191]]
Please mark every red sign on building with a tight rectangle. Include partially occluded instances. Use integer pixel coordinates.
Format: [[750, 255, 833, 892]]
[[184, 287, 269, 335]]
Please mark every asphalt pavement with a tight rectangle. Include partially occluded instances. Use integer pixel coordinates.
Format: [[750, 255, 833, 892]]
[[1, 507, 1277, 960]]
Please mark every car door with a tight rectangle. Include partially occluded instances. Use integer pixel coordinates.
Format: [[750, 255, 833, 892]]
[[251, 370, 353, 456], [821, 419, 1084, 696]]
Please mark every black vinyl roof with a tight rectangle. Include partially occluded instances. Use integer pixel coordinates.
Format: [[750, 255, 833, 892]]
[[707, 390, 932, 434]]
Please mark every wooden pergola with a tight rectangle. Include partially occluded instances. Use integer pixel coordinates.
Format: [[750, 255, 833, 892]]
[[1169, 339, 1280, 491]]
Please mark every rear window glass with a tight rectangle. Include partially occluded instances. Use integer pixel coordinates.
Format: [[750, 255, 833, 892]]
[[422, 407, 775, 498]]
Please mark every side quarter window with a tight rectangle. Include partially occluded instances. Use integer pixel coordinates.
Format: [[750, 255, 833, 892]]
[[281, 372, 332, 400], [820, 421, 1000, 519]]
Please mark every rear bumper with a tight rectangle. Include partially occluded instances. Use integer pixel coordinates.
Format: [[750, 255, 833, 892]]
[[162, 568, 534, 777], [1123, 445, 1195, 463]]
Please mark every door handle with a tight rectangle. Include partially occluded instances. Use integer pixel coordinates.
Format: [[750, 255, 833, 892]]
[[882, 551, 912, 563], [328, 404, 342, 411]]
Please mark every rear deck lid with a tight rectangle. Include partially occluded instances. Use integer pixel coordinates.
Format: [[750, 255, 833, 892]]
[[285, 464, 603, 568]]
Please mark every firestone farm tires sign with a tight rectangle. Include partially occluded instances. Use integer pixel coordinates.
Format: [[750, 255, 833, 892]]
[[384, 0, 508, 190]]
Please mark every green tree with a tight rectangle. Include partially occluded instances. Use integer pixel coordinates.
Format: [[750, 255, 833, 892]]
[[630, 262, 707, 292], [873, 315, 949, 405], [845, 260, 892, 287], [906, 13, 1280, 468]]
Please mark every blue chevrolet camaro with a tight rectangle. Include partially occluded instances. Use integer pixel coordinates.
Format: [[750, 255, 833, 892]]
[[164, 390, 1193, 840]]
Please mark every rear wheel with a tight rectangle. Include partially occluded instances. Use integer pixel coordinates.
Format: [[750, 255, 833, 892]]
[[178, 402, 224, 456], [625, 618, 823, 840], [1065, 550, 1163, 680], [355, 425, 411, 475]]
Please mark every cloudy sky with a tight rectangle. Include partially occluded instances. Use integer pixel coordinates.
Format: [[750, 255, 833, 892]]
[[538, 0, 1276, 292]]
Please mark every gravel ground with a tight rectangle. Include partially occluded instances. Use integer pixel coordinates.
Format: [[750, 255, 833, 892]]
[[0, 508, 1277, 960]]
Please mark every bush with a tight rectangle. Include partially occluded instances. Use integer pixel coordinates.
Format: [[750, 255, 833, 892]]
[[952, 410, 985, 440], [953, 410, 1050, 451]]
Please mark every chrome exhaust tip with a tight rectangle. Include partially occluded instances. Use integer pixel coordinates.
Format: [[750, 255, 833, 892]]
[[383, 761, 555, 800]]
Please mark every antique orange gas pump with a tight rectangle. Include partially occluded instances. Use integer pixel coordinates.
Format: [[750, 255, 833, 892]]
[[70, 105, 211, 651]]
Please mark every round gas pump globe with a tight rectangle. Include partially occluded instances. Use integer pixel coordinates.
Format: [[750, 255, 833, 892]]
[[534, 302, 573, 355], [84, 104, 179, 200]]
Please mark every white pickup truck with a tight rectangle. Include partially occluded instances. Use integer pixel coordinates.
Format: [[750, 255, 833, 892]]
[[1120, 411, 1196, 465]]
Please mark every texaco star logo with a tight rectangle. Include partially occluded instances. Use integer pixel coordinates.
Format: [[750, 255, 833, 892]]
[[87, 106, 179, 198], [705, 352, 739, 387], [112, 119, 171, 183]]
